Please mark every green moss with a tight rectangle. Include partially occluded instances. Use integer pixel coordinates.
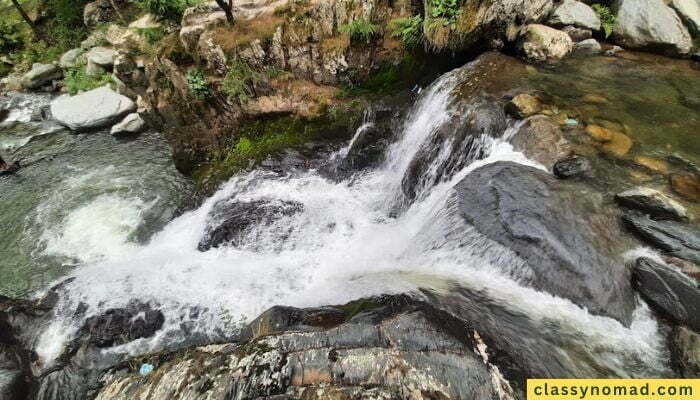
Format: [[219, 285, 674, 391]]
[[63, 60, 114, 94]]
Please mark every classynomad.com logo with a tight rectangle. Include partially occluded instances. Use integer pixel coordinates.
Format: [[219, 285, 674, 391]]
[[527, 379, 700, 400]]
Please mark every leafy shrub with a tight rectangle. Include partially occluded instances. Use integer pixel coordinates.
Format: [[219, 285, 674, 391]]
[[430, 0, 462, 29], [137, 27, 168, 44], [0, 20, 22, 53], [134, 0, 196, 21], [339, 19, 380, 42], [186, 69, 210, 100], [390, 15, 423, 49], [221, 59, 261, 103], [63, 61, 114, 94], [592, 4, 615, 38]]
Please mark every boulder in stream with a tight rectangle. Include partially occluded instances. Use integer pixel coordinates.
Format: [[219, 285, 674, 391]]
[[615, 187, 687, 221], [111, 113, 145, 136], [548, 0, 601, 31], [623, 213, 700, 263], [518, 24, 573, 62], [614, 0, 692, 56], [553, 155, 591, 178], [50, 87, 136, 131]]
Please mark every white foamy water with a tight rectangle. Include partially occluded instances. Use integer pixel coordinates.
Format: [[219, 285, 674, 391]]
[[33, 66, 670, 376]]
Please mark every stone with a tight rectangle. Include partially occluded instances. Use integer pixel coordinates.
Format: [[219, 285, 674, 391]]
[[585, 124, 614, 141], [86, 60, 107, 77], [59, 48, 84, 69], [633, 258, 700, 332], [572, 38, 602, 55], [634, 156, 670, 174], [604, 45, 624, 56], [518, 24, 573, 62], [548, 0, 601, 31], [553, 156, 591, 178], [20, 63, 62, 90], [83, 0, 115, 28], [179, 2, 228, 54], [505, 93, 541, 118], [562, 25, 593, 42], [81, 30, 108, 50], [623, 214, 700, 263], [585, 125, 632, 157], [673, 326, 700, 377], [512, 116, 572, 169], [78, 301, 165, 348], [582, 94, 608, 104], [454, 162, 637, 324], [111, 113, 145, 135], [50, 87, 136, 131], [87, 46, 117, 67], [671, 0, 700, 37], [128, 14, 161, 29], [614, 0, 693, 56], [670, 173, 700, 202], [615, 187, 687, 221]]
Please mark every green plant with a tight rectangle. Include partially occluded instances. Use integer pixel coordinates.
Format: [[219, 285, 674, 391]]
[[63, 61, 114, 94], [221, 59, 261, 103], [430, 0, 462, 29], [186, 69, 210, 100], [339, 19, 380, 43], [390, 15, 424, 49], [592, 4, 615, 38], [134, 0, 196, 21], [137, 27, 168, 44], [0, 20, 22, 53]]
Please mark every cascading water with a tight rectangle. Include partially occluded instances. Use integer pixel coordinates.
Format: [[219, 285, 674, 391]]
[[24, 64, 670, 378]]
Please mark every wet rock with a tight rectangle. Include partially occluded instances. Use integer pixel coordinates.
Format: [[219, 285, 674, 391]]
[[634, 156, 670, 174], [614, 0, 692, 56], [562, 25, 593, 42], [111, 113, 145, 136], [672, 326, 700, 377], [518, 24, 573, 62], [671, 0, 700, 37], [83, 0, 115, 28], [623, 214, 700, 263], [512, 116, 572, 169], [615, 187, 687, 221], [670, 173, 700, 202], [633, 258, 700, 332], [76, 301, 165, 348], [59, 49, 84, 69], [454, 162, 637, 324], [505, 94, 541, 118], [585, 124, 633, 157], [342, 124, 392, 170], [51, 87, 135, 131], [548, 0, 601, 31], [198, 200, 303, 251], [572, 38, 602, 55], [604, 45, 625, 56], [0, 368, 25, 400], [239, 306, 348, 342], [21, 64, 63, 90], [553, 155, 591, 178]]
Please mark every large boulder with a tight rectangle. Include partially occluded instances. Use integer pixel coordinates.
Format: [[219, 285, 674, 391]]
[[548, 0, 601, 31], [20, 63, 63, 90], [518, 24, 573, 62], [83, 0, 115, 27], [50, 87, 136, 131], [671, 0, 700, 37], [614, 0, 693, 56], [86, 46, 117, 68], [633, 258, 700, 332], [59, 48, 84, 69], [622, 214, 700, 263], [454, 162, 637, 324]]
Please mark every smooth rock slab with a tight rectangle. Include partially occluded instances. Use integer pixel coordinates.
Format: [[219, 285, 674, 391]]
[[614, 0, 692, 56], [615, 187, 687, 221], [50, 87, 136, 131], [633, 258, 700, 332], [623, 213, 700, 263], [548, 0, 601, 31], [111, 113, 145, 136]]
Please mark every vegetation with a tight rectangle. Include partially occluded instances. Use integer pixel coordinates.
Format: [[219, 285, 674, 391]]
[[0, 19, 23, 53], [134, 0, 196, 21], [136, 26, 168, 44], [339, 19, 380, 43], [430, 0, 462, 29], [221, 59, 261, 103], [63, 60, 114, 94], [390, 15, 424, 49], [592, 3, 615, 38], [186, 69, 210, 100]]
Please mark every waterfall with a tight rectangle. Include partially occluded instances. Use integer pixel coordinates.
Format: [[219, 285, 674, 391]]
[[32, 64, 670, 378]]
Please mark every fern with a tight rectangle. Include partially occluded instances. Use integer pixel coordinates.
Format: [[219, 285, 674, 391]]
[[592, 4, 615, 38], [339, 19, 381, 43], [390, 16, 424, 49], [430, 0, 462, 30]]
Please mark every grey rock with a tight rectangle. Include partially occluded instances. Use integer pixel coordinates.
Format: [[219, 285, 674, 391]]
[[553, 156, 591, 178], [633, 258, 700, 332], [50, 87, 135, 131], [83, 0, 115, 28], [512, 116, 572, 169], [623, 213, 700, 263], [562, 25, 593, 42], [86, 47, 117, 67], [59, 48, 84, 69], [615, 187, 687, 221], [519, 24, 573, 62], [614, 0, 693, 56], [20, 63, 62, 90], [572, 38, 602, 55], [454, 162, 637, 324], [671, 0, 700, 36], [179, 2, 228, 54], [110, 113, 145, 135], [604, 45, 625, 56], [672, 326, 700, 377], [86, 60, 106, 77], [548, 0, 601, 31], [80, 30, 108, 50]]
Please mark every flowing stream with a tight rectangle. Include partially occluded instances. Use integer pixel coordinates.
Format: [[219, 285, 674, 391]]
[[2, 56, 690, 380]]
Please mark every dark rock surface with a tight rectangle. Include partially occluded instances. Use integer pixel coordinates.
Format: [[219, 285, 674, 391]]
[[633, 258, 700, 332], [454, 162, 637, 324], [77, 301, 165, 348], [623, 214, 700, 263], [198, 200, 303, 251], [553, 156, 591, 178], [615, 187, 687, 221]]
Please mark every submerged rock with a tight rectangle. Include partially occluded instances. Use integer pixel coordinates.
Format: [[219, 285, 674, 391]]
[[670, 173, 700, 202], [50, 87, 136, 131], [518, 24, 573, 62], [505, 94, 541, 118], [512, 116, 572, 169], [548, 0, 601, 31], [623, 214, 700, 263], [615, 187, 687, 221], [633, 258, 700, 332], [553, 155, 591, 178], [614, 0, 692, 56], [454, 162, 637, 324]]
